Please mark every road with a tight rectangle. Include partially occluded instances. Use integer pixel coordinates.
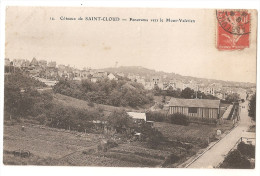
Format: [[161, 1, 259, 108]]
[[188, 101, 253, 168]]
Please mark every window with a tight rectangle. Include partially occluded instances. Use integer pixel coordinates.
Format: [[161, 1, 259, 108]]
[[188, 107, 198, 113]]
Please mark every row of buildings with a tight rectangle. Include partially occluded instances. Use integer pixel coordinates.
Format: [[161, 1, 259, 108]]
[[126, 73, 250, 101], [5, 58, 120, 83], [5, 58, 253, 101]]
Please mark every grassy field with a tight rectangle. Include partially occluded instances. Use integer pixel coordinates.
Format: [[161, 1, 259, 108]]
[[154, 121, 233, 143], [53, 93, 146, 117]]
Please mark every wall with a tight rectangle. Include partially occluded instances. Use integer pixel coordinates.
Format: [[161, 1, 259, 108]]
[[169, 106, 219, 118]]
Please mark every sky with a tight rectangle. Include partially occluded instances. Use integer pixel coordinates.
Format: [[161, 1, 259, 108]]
[[5, 7, 257, 83]]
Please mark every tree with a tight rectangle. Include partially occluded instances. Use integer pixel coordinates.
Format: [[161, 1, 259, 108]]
[[248, 93, 256, 121], [137, 122, 165, 149], [4, 83, 21, 119], [225, 93, 240, 103], [169, 113, 189, 126], [107, 110, 134, 133], [220, 150, 251, 169], [109, 90, 122, 106], [181, 87, 194, 99], [162, 96, 166, 103], [237, 141, 255, 158], [153, 85, 161, 96]]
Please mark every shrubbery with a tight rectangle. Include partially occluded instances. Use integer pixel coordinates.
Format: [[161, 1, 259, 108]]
[[220, 150, 251, 169], [169, 113, 189, 126], [220, 141, 255, 169], [5, 71, 46, 88], [188, 116, 217, 125], [237, 142, 255, 158], [248, 93, 256, 121], [107, 110, 134, 134], [46, 104, 101, 132], [154, 86, 219, 100], [98, 140, 118, 152], [4, 72, 104, 133], [53, 79, 153, 108], [146, 111, 167, 122], [162, 153, 180, 167]]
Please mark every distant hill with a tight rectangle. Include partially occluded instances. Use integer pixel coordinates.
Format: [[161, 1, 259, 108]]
[[100, 66, 256, 89]]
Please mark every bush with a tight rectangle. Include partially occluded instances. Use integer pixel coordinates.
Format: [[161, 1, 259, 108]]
[[88, 102, 95, 107], [147, 129, 165, 149], [237, 142, 255, 158], [53, 79, 153, 108], [162, 153, 180, 167], [220, 150, 251, 169], [146, 111, 167, 122], [169, 113, 189, 126], [98, 140, 118, 152], [36, 114, 47, 125]]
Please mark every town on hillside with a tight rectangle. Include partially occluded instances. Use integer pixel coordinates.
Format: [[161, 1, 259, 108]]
[[4, 57, 256, 100]]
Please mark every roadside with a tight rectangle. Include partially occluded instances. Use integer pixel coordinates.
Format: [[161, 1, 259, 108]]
[[186, 101, 253, 168]]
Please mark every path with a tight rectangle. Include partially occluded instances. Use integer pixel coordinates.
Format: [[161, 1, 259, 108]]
[[187, 101, 253, 168]]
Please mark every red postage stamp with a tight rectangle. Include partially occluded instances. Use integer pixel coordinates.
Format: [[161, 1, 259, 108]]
[[216, 10, 250, 50]]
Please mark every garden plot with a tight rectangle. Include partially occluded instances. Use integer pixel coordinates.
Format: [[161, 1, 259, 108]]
[[58, 143, 169, 167], [3, 124, 103, 163]]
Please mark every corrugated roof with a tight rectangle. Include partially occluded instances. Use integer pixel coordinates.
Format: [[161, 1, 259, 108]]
[[168, 98, 220, 109]]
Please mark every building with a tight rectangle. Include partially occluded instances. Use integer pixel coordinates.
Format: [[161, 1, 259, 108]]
[[152, 77, 160, 85], [48, 61, 56, 68], [116, 72, 125, 77], [96, 70, 107, 77], [107, 73, 118, 80], [30, 57, 39, 67], [127, 112, 146, 122], [38, 60, 48, 68], [199, 87, 215, 96], [90, 75, 102, 83], [168, 98, 220, 119]]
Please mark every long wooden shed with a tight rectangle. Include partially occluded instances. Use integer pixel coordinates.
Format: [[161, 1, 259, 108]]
[[168, 98, 220, 119]]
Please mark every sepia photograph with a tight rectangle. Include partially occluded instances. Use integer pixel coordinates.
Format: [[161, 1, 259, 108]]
[[1, 4, 258, 172]]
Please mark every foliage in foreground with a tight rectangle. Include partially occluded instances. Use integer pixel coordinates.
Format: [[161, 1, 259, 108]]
[[220, 142, 255, 169], [248, 93, 256, 121], [237, 142, 255, 159], [220, 150, 251, 169]]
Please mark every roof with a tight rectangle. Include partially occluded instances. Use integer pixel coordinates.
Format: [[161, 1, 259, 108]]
[[168, 98, 220, 109], [30, 58, 39, 66], [127, 112, 146, 121]]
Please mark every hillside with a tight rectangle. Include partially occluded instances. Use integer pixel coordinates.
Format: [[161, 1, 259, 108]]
[[5, 71, 47, 89], [52, 93, 147, 117], [101, 66, 256, 88]]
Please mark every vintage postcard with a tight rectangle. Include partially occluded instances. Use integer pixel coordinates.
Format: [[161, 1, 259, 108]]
[[2, 6, 257, 170]]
